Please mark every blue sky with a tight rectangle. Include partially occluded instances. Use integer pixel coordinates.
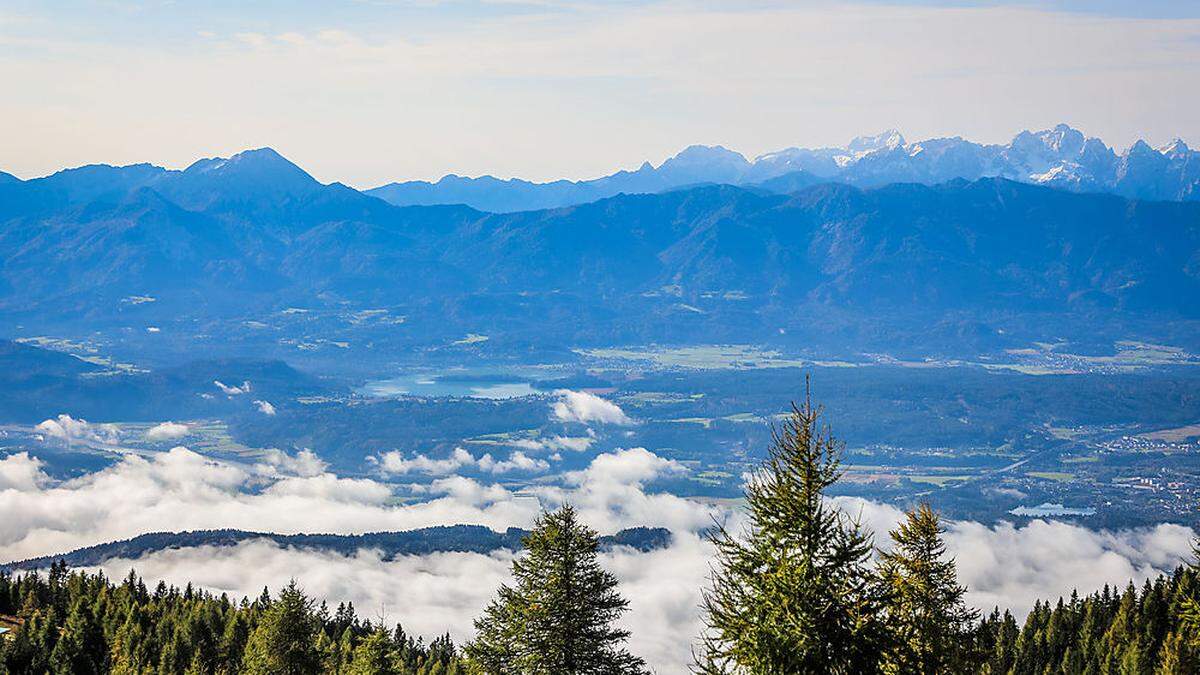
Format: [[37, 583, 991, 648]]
[[2, 0, 1197, 186]]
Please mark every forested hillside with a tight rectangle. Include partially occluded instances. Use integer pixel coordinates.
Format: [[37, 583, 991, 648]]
[[974, 571, 1200, 673], [0, 566, 465, 674], [3, 526, 671, 572]]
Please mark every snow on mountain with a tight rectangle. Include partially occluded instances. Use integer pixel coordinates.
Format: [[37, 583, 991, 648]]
[[357, 126, 1200, 211], [847, 129, 906, 156]]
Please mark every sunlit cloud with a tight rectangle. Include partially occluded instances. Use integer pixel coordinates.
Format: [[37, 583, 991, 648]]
[[145, 421, 190, 441], [552, 389, 634, 425], [35, 414, 120, 445]]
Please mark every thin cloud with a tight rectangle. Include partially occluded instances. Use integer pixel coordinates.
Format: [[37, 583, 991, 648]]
[[213, 380, 251, 395], [508, 432, 596, 452]]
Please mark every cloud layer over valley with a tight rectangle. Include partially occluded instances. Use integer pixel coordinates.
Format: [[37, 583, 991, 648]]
[[0, 447, 1194, 673]]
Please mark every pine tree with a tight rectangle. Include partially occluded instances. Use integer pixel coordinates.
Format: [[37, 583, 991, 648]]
[[348, 627, 398, 675], [49, 594, 105, 674], [1157, 629, 1197, 674], [695, 395, 884, 674], [242, 580, 324, 675], [216, 611, 250, 674], [878, 503, 979, 674], [465, 505, 647, 675], [110, 603, 154, 675], [1165, 535, 1200, 672]]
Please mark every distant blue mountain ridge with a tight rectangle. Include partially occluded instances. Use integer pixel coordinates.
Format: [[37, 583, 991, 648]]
[[1, 130, 1198, 358], [361, 125, 1200, 212], [3, 125, 1197, 215]]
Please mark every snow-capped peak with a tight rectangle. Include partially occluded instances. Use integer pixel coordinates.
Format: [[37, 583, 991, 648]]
[[847, 129, 906, 155], [1158, 139, 1191, 157]]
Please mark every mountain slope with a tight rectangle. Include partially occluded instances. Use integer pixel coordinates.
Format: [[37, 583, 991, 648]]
[[2, 149, 1198, 357]]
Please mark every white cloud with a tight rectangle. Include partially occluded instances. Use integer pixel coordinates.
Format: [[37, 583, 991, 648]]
[[950, 518, 1196, 614], [253, 448, 328, 478], [0, 453, 49, 491], [145, 421, 190, 442], [565, 446, 683, 486], [833, 497, 1198, 617], [214, 380, 251, 395], [376, 447, 476, 475], [377, 447, 549, 476], [421, 475, 514, 507], [0, 446, 711, 561], [552, 390, 633, 425], [253, 399, 277, 415], [2, 445, 1196, 674], [538, 448, 702, 534], [35, 414, 120, 445], [263, 473, 394, 505], [509, 432, 595, 453], [476, 450, 549, 474]]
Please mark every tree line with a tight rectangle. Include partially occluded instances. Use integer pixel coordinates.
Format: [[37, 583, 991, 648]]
[[1, 395, 1198, 673], [0, 564, 463, 674]]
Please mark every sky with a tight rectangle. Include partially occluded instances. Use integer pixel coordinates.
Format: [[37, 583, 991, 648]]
[[1, 0, 1198, 187]]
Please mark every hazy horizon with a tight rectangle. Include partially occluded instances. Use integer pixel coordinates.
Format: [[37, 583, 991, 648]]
[[2, 0, 1198, 188], [4, 121, 1196, 191]]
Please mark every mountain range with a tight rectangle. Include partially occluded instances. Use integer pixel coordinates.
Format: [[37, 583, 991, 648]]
[[1, 137, 1198, 359], [365, 125, 1200, 212]]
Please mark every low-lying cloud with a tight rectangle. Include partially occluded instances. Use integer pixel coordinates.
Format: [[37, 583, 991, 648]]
[[1, 447, 1195, 674], [552, 389, 634, 425], [508, 433, 595, 453], [90, 534, 713, 673], [375, 447, 551, 476], [0, 453, 49, 491], [0, 445, 704, 563], [831, 496, 1197, 621], [254, 448, 328, 478], [145, 421, 190, 442], [35, 414, 120, 445]]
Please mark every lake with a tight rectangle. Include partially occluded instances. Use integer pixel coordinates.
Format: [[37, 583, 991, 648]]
[[358, 370, 542, 399]]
